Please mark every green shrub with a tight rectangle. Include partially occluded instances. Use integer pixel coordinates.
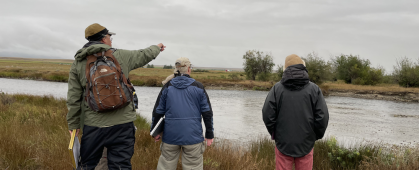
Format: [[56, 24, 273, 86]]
[[163, 65, 173, 69], [131, 80, 145, 86], [48, 73, 68, 82], [228, 73, 240, 80], [382, 75, 396, 84], [192, 69, 209, 72], [274, 65, 284, 82], [332, 54, 384, 85], [0, 93, 15, 105], [0, 72, 21, 78], [302, 52, 333, 85], [323, 136, 381, 169], [256, 72, 270, 81], [393, 57, 419, 87], [363, 67, 385, 85], [352, 78, 365, 85], [145, 79, 158, 86], [243, 50, 275, 80]]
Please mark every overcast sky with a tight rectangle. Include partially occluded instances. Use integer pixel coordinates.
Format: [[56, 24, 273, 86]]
[[1, 0, 418, 72]]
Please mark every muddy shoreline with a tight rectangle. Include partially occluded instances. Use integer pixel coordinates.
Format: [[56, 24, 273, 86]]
[[328, 90, 419, 103], [205, 84, 419, 103]]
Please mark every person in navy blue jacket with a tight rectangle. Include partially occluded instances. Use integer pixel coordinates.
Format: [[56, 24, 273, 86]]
[[151, 57, 214, 170]]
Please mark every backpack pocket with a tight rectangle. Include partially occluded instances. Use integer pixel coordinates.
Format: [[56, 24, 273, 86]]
[[91, 70, 127, 112]]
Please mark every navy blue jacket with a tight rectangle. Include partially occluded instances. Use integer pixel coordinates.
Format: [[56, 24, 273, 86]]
[[151, 75, 214, 145]]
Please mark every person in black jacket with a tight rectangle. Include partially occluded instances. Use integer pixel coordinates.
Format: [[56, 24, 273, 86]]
[[262, 54, 329, 170]]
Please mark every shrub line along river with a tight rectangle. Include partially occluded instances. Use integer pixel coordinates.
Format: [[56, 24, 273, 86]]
[[1, 78, 418, 146]]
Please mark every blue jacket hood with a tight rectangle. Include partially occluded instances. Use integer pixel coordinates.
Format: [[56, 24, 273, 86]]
[[170, 75, 195, 89]]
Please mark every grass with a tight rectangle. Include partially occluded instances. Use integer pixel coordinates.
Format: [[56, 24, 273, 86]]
[[0, 93, 418, 169], [322, 80, 419, 93]]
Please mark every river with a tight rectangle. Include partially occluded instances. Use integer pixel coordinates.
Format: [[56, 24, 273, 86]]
[[1, 78, 418, 146]]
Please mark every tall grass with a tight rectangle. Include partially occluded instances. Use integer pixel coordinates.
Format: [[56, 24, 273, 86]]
[[1, 94, 419, 170], [0, 93, 69, 169]]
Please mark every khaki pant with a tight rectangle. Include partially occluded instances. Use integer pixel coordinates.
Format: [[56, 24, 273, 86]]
[[94, 148, 108, 170], [157, 142, 206, 170]]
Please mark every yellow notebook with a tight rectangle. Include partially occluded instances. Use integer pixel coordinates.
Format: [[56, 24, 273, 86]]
[[68, 130, 80, 169]]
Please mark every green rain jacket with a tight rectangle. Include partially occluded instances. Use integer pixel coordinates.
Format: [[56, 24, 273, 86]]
[[66, 43, 160, 130]]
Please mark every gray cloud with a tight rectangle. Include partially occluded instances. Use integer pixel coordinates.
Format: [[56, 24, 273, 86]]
[[1, 0, 419, 72]]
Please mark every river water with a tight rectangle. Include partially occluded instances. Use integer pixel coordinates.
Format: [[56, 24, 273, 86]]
[[1, 78, 418, 146]]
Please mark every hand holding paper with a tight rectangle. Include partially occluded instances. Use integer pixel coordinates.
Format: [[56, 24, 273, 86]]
[[69, 129, 80, 137], [68, 129, 80, 169]]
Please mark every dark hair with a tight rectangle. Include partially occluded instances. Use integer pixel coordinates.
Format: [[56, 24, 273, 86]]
[[86, 28, 109, 41]]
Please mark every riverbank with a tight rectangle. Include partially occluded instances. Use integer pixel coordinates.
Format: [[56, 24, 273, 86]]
[[322, 82, 419, 102], [192, 83, 419, 103], [2, 57, 419, 103], [1, 93, 418, 169], [328, 91, 419, 102]]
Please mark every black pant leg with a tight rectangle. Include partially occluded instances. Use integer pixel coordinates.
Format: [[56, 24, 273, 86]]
[[105, 122, 135, 170], [79, 125, 106, 170]]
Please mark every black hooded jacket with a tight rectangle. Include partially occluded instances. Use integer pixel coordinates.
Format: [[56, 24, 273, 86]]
[[262, 64, 329, 157]]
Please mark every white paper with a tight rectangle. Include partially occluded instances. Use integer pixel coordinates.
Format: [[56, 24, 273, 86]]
[[150, 117, 164, 136], [73, 136, 80, 168]]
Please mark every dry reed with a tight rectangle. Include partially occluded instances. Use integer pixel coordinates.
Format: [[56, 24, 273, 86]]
[[1, 93, 418, 170]]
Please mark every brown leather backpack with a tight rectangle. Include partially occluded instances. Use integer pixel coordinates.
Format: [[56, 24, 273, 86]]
[[85, 49, 134, 112]]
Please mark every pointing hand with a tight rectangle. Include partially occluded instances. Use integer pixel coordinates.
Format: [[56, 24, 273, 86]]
[[157, 43, 166, 52]]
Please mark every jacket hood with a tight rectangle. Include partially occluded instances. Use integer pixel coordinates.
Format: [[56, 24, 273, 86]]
[[170, 75, 195, 89], [280, 64, 310, 90], [74, 41, 111, 61]]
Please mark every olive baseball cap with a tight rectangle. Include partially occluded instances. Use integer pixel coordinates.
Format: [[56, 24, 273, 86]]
[[85, 23, 116, 41]]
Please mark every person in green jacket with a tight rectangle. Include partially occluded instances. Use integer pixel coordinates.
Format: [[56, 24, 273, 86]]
[[66, 23, 165, 170]]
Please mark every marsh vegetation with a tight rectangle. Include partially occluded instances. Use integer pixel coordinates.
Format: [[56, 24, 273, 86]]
[[0, 93, 418, 169]]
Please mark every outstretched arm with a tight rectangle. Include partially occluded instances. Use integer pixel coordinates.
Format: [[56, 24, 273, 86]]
[[115, 43, 165, 71]]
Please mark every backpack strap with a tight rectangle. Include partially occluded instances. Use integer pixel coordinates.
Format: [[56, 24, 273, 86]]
[[85, 51, 106, 102], [85, 54, 96, 102]]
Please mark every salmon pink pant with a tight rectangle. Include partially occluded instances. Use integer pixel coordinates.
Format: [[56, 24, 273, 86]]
[[275, 147, 313, 170]]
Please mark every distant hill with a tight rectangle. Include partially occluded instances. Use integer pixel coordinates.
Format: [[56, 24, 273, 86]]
[[192, 66, 244, 72], [152, 65, 244, 72], [0, 57, 74, 63]]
